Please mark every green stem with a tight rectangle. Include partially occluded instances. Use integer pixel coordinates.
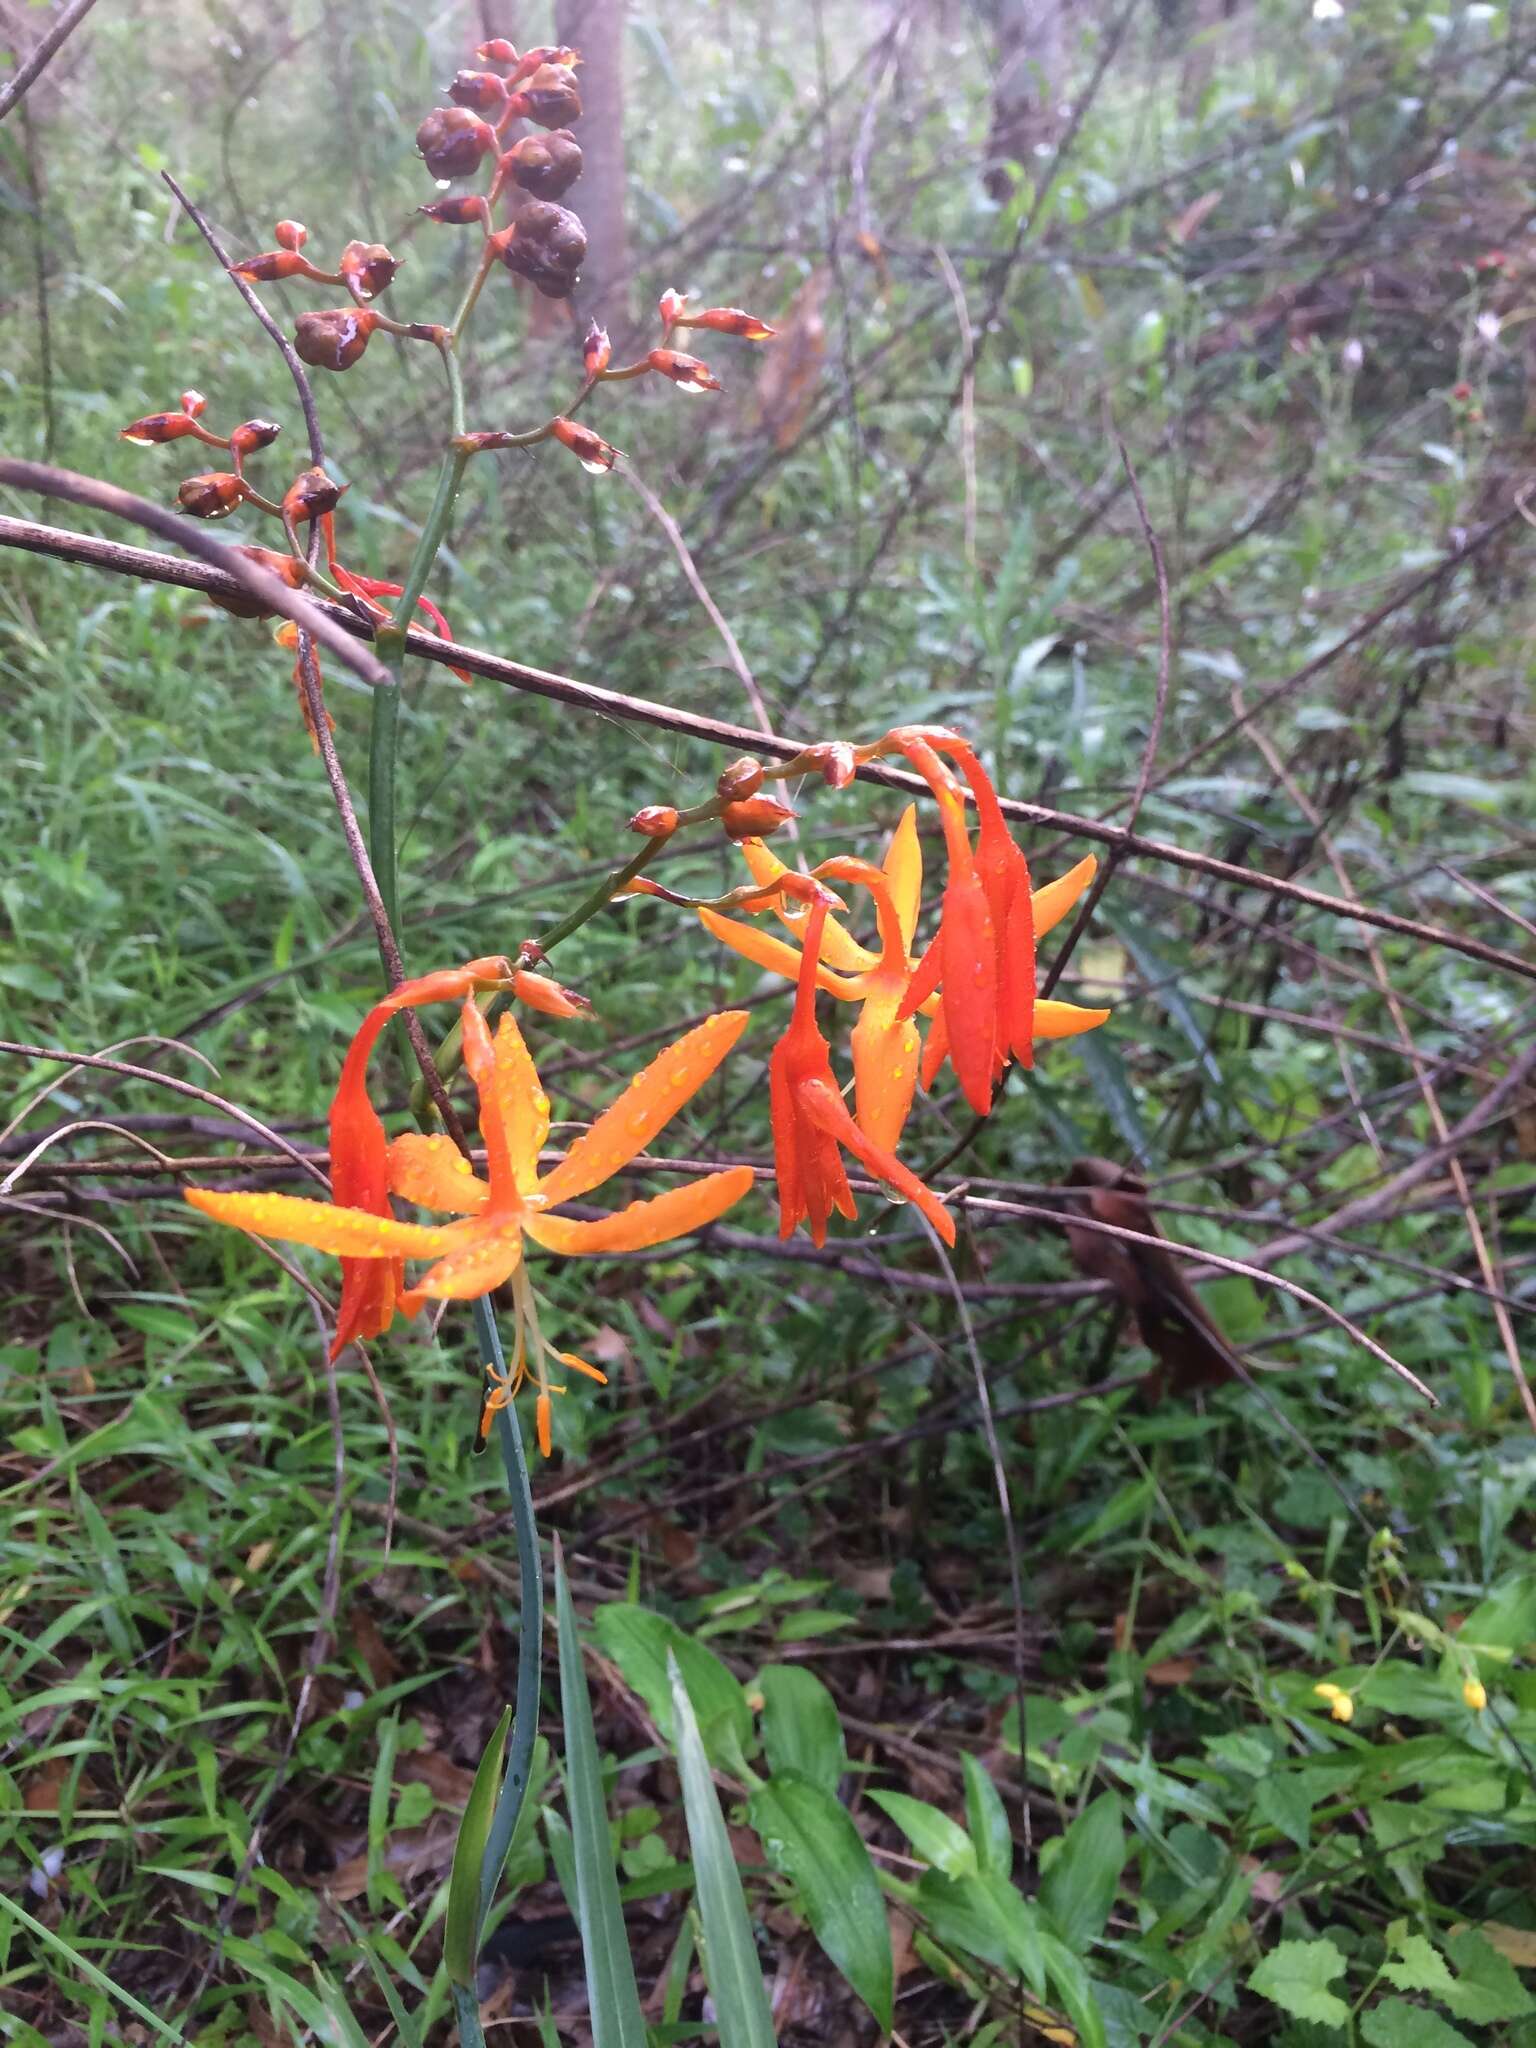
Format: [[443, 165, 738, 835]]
[[472, 1295, 544, 1930], [450, 1981, 486, 2048]]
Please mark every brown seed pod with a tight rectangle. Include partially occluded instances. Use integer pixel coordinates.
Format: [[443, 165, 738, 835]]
[[499, 199, 586, 294], [550, 416, 619, 473], [415, 106, 497, 180], [338, 241, 402, 303], [448, 68, 509, 115], [281, 467, 347, 524], [498, 129, 582, 200], [294, 308, 379, 373], [629, 805, 680, 837], [716, 756, 765, 801], [177, 473, 247, 520], [274, 220, 308, 251], [209, 544, 308, 618], [419, 194, 489, 226], [228, 419, 283, 460], [120, 411, 200, 446], [513, 60, 582, 126], [720, 795, 796, 840]]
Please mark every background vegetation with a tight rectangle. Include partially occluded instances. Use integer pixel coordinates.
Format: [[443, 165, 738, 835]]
[[2, 0, 1535, 2041]]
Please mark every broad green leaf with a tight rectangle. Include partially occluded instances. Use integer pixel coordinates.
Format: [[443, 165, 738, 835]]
[[1248, 1939, 1349, 2028], [1360, 1999, 1476, 2047], [593, 1603, 752, 1769], [757, 1665, 846, 1796], [916, 1870, 1045, 1996], [444, 1706, 511, 1988], [1441, 1929, 1536, 2023], [1382, 1925, 1456, 1998], [668, 1653, 777, 2048], [867, 1790, 977, 1877], [1041, 1794, 1125, 1950], [1038, 1929, 1109, 2048], [1255, 1772, 1314, 1850], [750, 1770, 892, 2030], [962, 1753, 1013, 1879], [556, 1546, 649, 2048]]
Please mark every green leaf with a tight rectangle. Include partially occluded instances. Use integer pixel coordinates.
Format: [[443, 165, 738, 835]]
[[1248, 1940, 1350, 2029], [593, 1603, 752, 1769], [556, 1545, 649, 2048], [867, 1789, 977, 1877], [443, 1705, 511, 1988], [962, 1753, 1013, 1880], [1382, 1926, 1456, 1998], [0, 1894, 189, 2046], [1360, 2000, 1476, 2048], [750, 1770, 892, 2030], [916, 1870, 1045, 1996], [1441, 1929, 1536, 2024], [668, 1652, 777, 2048], [1040, 1793, 1125, 1951], [757, 1665, 846, 1796], [1038, 1929, 1109, 2048], [1255, 1772, 1314, 1850]]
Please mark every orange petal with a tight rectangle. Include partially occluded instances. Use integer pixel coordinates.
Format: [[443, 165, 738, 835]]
[[492, 1011, 551, 1193], [1032, 856, 1098, 938], [184, 1185, 462, 1258], [882, 804, 924, 955], [1034, 999, 1112, 1039], [386, 1132, 489, 1215], [939, 876, 999, 1117], [696, 909, 865, 999], [795, 1075, 955, 1246], [528, 1165, 753, 1254], [538, 1012, 750, 1206], [399, 1227, 523, 1304], [739, 839, 877, 974], [556, 1351, 610, 1384], [850, 998, 921, 1153]]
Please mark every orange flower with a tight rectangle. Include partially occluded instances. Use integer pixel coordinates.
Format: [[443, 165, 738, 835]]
[[185, 992, 754, 1441], [768, 890, 954, 1248]]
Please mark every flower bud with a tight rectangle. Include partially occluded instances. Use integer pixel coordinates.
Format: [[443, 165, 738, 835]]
[[476, 36, 519, 64], [281, 466, 347, 524], [211, 543, 307, 618], [629, 805, 680, 837], [659, 287, 688, 325], [499, 200, 586, 294], [448, 68, 509, 114], [231, 249, 311, 283], [508, 44, 580, 85], [180, 389, 208, 417], [721, 795, 796, 840], [338, 241, 402, 303], [688, 306, 776, 340], [648, 348, 723, 395], [550, 416, 619, 474], [800, 740, 857, 788], [416, 106, 497, 180], [419, 193, 489, 225], [583, 320, 611, 378], [512, 968, 591, 1017], [228, 418, 282, 460], [294, 308, 378, 372], [1463, 1676, 1487, 1712], [120, 411, 200, 446], [177, 472, 246, 520], [512, 61, 582, 127], [716, 755, 764, 800], [274, 220, 308, 251], [499, 129, 582, 200]]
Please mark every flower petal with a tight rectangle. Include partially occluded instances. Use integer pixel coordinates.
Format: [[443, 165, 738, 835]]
[[1032, 856, 1098, 938], [399, 1228, 523, 1304], [539, 1011, 750, 1205], [697, 909, 864, 999], [739, 839, 878, 974], [796, 1075, 955, 1246], [527, 1166, 753, 1254], [850, 996, 921, 1152], [386, 1132, 489, 1214], [881, 804, 924, 955], [1033, 999, 1112, 1039], [492, 1011, 551, 1192], [184, 1185, 462, 1257]]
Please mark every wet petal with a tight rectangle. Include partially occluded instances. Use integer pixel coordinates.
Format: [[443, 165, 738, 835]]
[[1034, 999, 1112, 1039], [528, 1166, 754, 1253], [386, 1132, 489, 1215], [400, 1227, 523, 1304], [185, 1186, 462, 1258], [697, 909, 864, 999], [796, 1075, 955, 1246], [492, 1010, 551, 1192], [739, 839, 877, 974], [850, 998, 921, 1153], [881, 804, 924, 954], [1032, 856, 1098, 938]]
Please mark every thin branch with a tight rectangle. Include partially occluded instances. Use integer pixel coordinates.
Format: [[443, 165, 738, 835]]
[[0, 0, 99, 122]]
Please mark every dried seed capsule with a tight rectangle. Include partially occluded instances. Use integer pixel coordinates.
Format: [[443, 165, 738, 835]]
[[211, 544, 307, 618], [338, 240, 401, 303], [415, 106, 497, 180], [294, 308, 379, 372], [499, 200, 586, 293], [507, 44, 579, 85], [180, 389, 208, 417], [228, 418, 283, 460], [687, 306, 776, 340], [177, 473, 246, 519], [648, 348, 723, 395], [721, 795, 796, 840], [231, 248, 310, 283], [274, 220, 308, 251], [512, 62, 582, 128], [120, 411, 200, 446], [582, 320, 610, 378], [716, 756, 765, 800], [476, 36, 519, 65], [499, 129, 582, 200], [282, 467, 347, 524], [629, 804, 680, 837], [550, 416, 619, 474], [419, 193, 489, 225], [800, 740, 857, 788], [658, 288, 687, 324], [448, 68, 509, 114]]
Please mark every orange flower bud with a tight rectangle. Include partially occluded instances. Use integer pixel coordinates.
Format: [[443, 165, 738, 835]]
[[647, 348, 723, 395], [716, 755, 764, 800], [583, 320, 611, 378], [499, 129, 582, 200], [499, 200, 586, 296], [512, 967, 592, 1017], [512, 61, 582, 128], [687, 306, 776, 341], [274, 220, 308, 251], [338, 240, 401, 303], [180, 389, 208, 417], [177, 472, 247, 520], [120, 411, 200, 446], [228, 418, 282, 461], [210, 543, 306, 618], [508, 44, 580, 85], [282, 466, 347, 524], [629, 804, 680, 837], [550, 416, 618, 474], [448, 68, 509, 115], [416, 106, 497, 179], [476, 37, 519, 64], [659, 288, 688, 324], [231, 248, 311, 283], [721, 795, 796, 840], [419, 193, 490, 225], [801, 740, 857, 788], [295, 308, 379, 372]]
